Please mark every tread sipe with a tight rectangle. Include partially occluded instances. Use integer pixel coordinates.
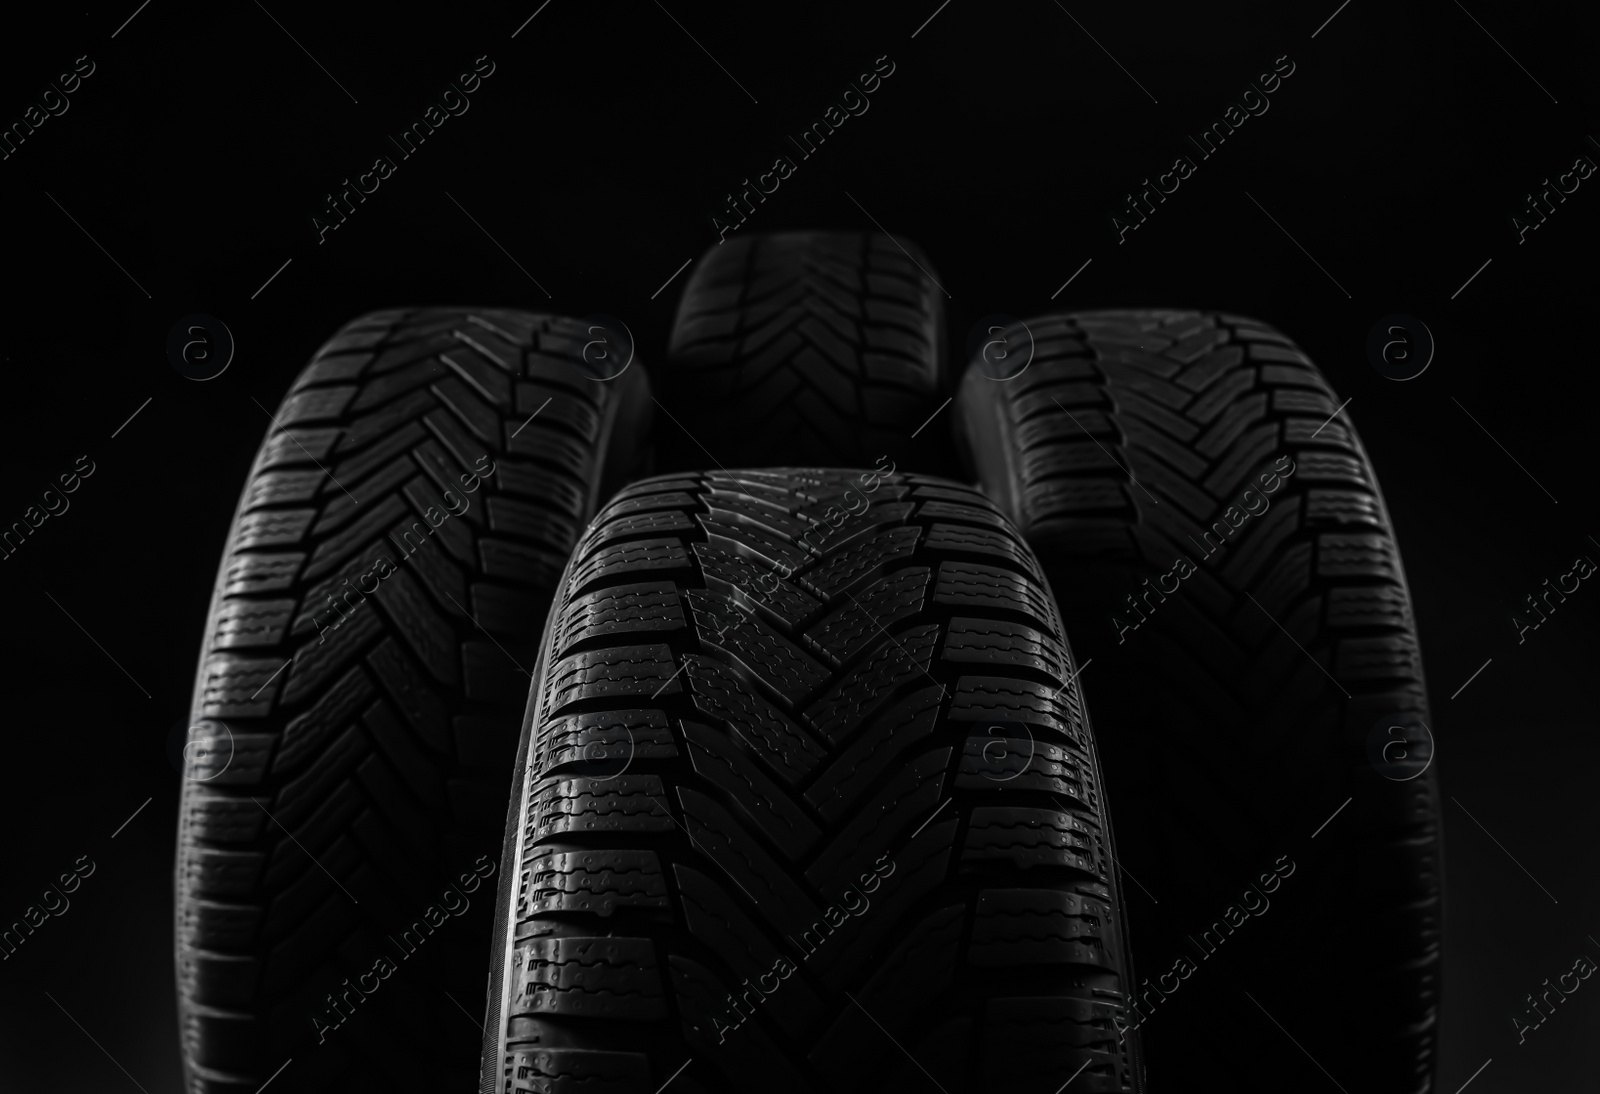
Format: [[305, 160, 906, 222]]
[[953, 309, 1442, 1094], [659, 231, 952, 473], [174, 307, 650, 1093], [480, 467, 1144, 1093]]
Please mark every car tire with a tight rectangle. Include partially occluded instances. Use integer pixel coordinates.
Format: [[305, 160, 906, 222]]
[[658, 231, 952, 475], [952, 308, 1442, 1093], [175, 307, 651, 1092], [478, 466, 1144, 1093]]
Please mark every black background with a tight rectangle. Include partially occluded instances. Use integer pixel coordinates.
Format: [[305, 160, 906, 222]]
[[2, 0, 1596, 1089]]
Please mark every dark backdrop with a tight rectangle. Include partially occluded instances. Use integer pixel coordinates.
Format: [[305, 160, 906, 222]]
[[1, 0, 1595, 1089]]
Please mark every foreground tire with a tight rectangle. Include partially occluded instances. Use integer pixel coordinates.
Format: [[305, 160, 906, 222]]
[[954, 309, 1442, 1093], [480, 467, 1143, 1093], [659, 231, 952, 474], [175, 308, 651, 1092]]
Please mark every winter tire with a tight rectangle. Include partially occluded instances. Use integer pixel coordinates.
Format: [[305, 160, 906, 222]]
[[659, 231, 951, 474], [953, 309, 1442, 1093], [175, 307, 651, 1092], [479, 467, 1144, 1093]]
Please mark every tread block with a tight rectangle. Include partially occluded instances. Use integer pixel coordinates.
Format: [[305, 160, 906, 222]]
[[804, 685, 942, 822], [682, 655, 827, 785], [801, 500, 918, 558], [803, 747, 950, 888], [1317, 532, 1400, 581], [440, 345, 514, 406], [278, 597, 385, 707], [803, 567, 931, 665], [310, 459, 419, 538], [292, 351, 370, 389], [803, 623, 941, 745], [273, 665, 376, 774], [1305, 488, 1385, 527], [949, 676, 1085, 749], [233, 509, 315, 550], [554, 580, 687, 657], [366, 636, 454, 754], [348, 357, 444, 412], [596, 490, 698, 524], [184, 729, 275, 786], [331, 420, 429, 489], [520, 848, 669, 918], [210, 598, 296, 649], [962, 807, 1099, 874], [915, 498, 1009, 530], [683, 720, 822, 858], [542, 644, 683, 714], [181, 847, 266, 898], [924, 523, 1042, 581], [175, 898, 261, 951], [934, 561, 1059, 637], [303, 495, 411, 580], [278, 385, 357, 426], [508, 936, 666, 1021], [692, 541, 822, 627], [371, 564, 461, 684], [942, 617, 1068, 677], [181, 790, 268, 845], [566, 539, 693, 598], [1326, 584, 1412, 629], [221, 552, 304, 597], [683, 589, 830, 704], [798, 525, 923, 600], [968, 889, 1117, 969], [337, 388, 437, 453], [675, 787, 821, 934], [577, 510, 696, 555], [703, 494, 814, 543], [496, 1046, 653, 1094], [699, 515, 812, 579], [610, 476, 705, 500], [199, 654, 286, 717], [526, 775, 678, 840], [243, 470, 323, 511], [257, 428, 339, 472], [531, 709, 679, 779], [266, 726, 369, 843]]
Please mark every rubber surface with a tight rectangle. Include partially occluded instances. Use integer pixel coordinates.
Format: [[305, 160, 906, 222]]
[[480, 466, 1144, 1093], [174, 307, 651, 1092], [953, 309, 1442, 1093], [659, 231, 953, 474]]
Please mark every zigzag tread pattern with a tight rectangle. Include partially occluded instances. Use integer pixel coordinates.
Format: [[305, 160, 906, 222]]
[[661, 231, 951, 469], [174, 308, 649, 1093], [954, 308, 1441, 1091], [484, 468, 1140, 1094]]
